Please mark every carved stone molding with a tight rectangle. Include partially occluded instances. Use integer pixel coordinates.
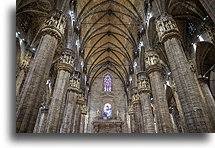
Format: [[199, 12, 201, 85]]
[[131, 88, 140, 105], [57, 49, 74, 72], [39, 10, 67, 42], [145, 50, 163, 74], [20, 52, 32, 71], [156, 13, 181, 43], [137, 72, 151, 93], [68, 71, 81, 92], [77, 94, 85, 105], [128, 108, 134, 116], [81, 104, 88, 115]]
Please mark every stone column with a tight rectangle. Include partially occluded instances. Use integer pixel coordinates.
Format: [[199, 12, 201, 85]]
[[72, 93, 84, 133], [145, 50, 173, 133], [33, 105, 49, 133], [16, 10, 67, 133], [137, 72, 155, 133], [156, 13, 210, 132], [60, 71, 81, 133], [131, 87, 143, 133], [198, 76, 215, 132], [172, 83, 188, 133], [46, 50, 74, 133], [16, 52, 32, 104], [79, 104, 87, 133], [128, 105, 135, 133]]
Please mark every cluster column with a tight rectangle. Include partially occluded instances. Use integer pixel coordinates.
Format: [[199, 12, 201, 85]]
[[145, 50, 173, 133], [60, 71, 81, 133], [156, 13, 210, 132], [16, 52, 32, 104], [79, 104, 88, 133], [198, 76, 215, 132], [72, 93, 85, 133], [137, 72, 155, 133], [16, 10, 67, 133], [46, 50, 74, 133], [131, 88, 143, 133], [128, 105, 135, 133]]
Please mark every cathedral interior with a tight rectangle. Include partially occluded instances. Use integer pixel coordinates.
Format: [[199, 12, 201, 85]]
[[16, 0, 215, 133]]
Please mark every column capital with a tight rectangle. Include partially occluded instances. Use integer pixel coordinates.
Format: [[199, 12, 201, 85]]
[[77, 94, 85, 105], [156, 13, 181, 43], [20, 52, 32, 71], [40, 10, 67, 42], [81, 105, 88, 115], [131, 88, 140, 105], [145, 50, 163, 74], [128, 106, 134, 115], [68, 71, 81, 92], [57, 49, 74, 72], [137, 72, 151, 93]]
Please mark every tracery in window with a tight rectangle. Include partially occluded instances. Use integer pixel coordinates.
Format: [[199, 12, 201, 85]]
[[104, 74, 112, 92], [103, 103, 112, 120]]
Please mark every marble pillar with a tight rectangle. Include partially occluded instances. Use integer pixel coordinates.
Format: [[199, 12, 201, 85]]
[[198, 76, 215, 132], [79, 105, 87, 133], [72, 93, 84, 133], [128, 105, 135, 133], [131, 88, 143, 133], [60, 71, 81, 133], [145, 50, 173, 133], [137, 72, 155, 133], [46, 50, 74, 133], [156, 13, 210, 132], [16, 52, 32, 105], [16, 10, 67, 133]]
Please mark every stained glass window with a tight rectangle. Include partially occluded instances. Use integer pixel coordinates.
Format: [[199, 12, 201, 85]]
[[104, 74, 112, 92], [186, 21, 197, 37], [103, 103, 112, 120]]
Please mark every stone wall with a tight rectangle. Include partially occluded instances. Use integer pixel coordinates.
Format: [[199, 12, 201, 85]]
[[86, 72, 128, 133]]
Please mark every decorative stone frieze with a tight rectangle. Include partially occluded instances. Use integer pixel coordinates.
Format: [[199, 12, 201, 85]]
[[145, 50, 163, 74], [128, 105, 134, 115], [57, 49, 74, 72], [156, 13, 181, 43], [77, 93, 85, 105], [81, 104, 88, 115], [40, 10, 67, 42], [137, 72, 151, 93], [20, 52, 32, 71], [131, 88, 140, 105], [68, 71, 81, 92]]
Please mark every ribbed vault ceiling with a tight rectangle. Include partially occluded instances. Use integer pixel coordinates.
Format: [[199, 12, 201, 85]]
[[77, 0, 143, 88]]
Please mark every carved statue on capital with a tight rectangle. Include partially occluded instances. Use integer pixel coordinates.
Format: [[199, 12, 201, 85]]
[[77, 93, 85, 105], [128, 105, 134, 115], [81, 104, 88, 115], [137, 72, 151, 93], [131, 92, 140, 105], [57, 49, 74, 72], [145, 51, 160, 67], [69, 77, 80, 90], [20, 52, 32, 71], [39, 10, 67, 42], [156, 13, 180, 42], [145, 50, 164, 74]]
